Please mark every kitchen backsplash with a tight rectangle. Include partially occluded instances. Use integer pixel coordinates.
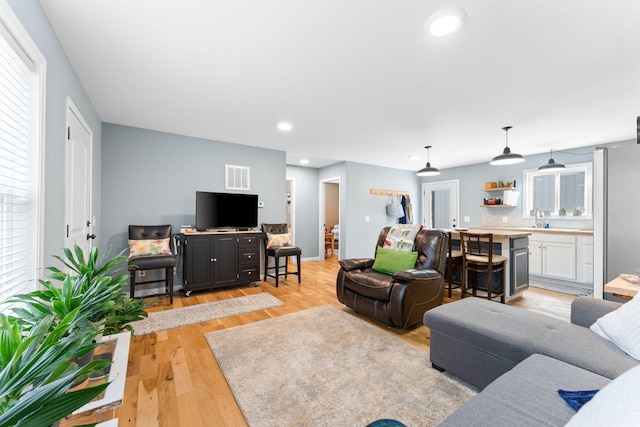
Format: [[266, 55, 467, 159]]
[[481, 211, 593, 230]]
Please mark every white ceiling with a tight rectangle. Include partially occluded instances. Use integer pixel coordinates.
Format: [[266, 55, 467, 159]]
[[38, 0, 640, 171]]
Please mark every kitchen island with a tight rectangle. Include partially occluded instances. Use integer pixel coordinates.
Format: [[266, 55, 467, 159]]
[[450, 228, 531, 301]]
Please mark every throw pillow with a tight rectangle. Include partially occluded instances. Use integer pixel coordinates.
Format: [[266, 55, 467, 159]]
[[564, 364, 640, 426], [266, 232, 292, 248], [590, 291, 640, 361], [557, 389, 599, 411], [383, 224, 423, 252], [128, 238, 172, 258], [372, 246, 418, 275]]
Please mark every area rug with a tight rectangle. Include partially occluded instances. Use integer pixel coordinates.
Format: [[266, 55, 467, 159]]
[[131, 293, 284, 335], [205, 305, 476, 427], [530, 281, 592, 296]]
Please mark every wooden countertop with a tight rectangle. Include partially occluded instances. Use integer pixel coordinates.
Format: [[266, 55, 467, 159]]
[[604, 276, 639, 299], [475, 226, 593, 236], [449, 228, 531, 238]]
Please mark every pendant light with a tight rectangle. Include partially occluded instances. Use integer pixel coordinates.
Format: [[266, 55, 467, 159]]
[[417, 145, 441, 176], [490, 126, 525, 165], [538, 149, 565, 171]]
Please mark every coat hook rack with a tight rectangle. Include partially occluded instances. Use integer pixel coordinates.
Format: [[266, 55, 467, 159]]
[[370, 189, 409, 197]]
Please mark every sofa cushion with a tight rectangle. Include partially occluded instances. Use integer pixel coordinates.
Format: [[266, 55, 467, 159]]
[[424, 298, 638, 381], [372, 247, 418, 274], [564, 363, 640, 426], [382, 224, 422, 251], [266, 232, 292, 248], [344, 269, 394, 301], [439, 354, 611, 427], [128, 238, 172, 258], [590, 291, 640, 361]]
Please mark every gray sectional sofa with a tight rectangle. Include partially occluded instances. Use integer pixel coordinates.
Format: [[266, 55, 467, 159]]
[[423, 297, 639, 426]]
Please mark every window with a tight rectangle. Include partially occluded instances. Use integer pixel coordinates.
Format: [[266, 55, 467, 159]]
[[0, 3, 46, 303], [523, 162, 592, 218]]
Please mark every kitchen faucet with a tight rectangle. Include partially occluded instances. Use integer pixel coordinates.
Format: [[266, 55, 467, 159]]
[[534, 208, 544, 228]]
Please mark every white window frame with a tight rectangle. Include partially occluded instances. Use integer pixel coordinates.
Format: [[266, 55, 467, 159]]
[[522, 162, 592, 219], [0, 1, 46, 302]]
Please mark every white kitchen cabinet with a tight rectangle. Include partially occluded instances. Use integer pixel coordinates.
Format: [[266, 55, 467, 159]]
[[529, 233, 577, 281], [577, 235, 594, 284]]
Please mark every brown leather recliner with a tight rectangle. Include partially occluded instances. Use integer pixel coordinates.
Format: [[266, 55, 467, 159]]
[[336, 226, 448, 329]]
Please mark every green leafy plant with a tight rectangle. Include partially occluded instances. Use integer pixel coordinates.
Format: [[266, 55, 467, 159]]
[[11, 244, 149, 336], [0, 310, 110, 426]]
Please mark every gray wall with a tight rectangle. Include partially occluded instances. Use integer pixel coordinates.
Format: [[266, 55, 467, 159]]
[[8, 0, 103, 264], [341, 162, 420, 258], [101, 123, 286, 254]]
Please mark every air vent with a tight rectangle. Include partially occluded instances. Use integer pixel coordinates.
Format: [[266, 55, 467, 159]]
[[225, 165, 250, 190]]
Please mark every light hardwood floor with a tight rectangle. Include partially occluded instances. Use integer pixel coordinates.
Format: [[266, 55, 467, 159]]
[[64, 257, 577, 427]]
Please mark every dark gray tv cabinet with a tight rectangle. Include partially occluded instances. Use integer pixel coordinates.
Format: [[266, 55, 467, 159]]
[[182, 231, 261, 296]]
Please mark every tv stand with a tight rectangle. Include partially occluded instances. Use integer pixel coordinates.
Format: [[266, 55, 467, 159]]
[[182, 230, 261, 295]]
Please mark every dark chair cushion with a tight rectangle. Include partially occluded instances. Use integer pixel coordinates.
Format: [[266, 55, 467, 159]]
[[266, 246, 301, 257], [129, 255, 176, 270]]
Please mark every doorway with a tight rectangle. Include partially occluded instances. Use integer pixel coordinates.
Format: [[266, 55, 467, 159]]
[[286, 178, 295, 241], [422, 180, 460, 229], [320, 177, 341, 260], [64, 97, 94, 253]]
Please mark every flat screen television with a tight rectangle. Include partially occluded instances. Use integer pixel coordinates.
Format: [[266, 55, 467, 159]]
[[195, 191, 258, 231]]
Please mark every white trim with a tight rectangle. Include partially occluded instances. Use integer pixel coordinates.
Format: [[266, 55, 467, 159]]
[[65, 96, 94, 250], [421, 179, 460, 229], [0, 0, 47, 290], [286, 177, 296, 243], [319, 176, 341, 260]]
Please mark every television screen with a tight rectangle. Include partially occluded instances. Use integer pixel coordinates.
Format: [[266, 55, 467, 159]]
[[195, 192, 258, 230]]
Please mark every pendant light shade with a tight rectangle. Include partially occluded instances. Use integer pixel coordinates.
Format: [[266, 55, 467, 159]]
[[417, 145, 441, 176], [490, 126, 525, 165], [538, 149, 565, 171]]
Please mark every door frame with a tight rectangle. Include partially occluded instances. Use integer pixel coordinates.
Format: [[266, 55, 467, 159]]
[[319, 176, 341, 260], [64, 96, 94, 252], [286, 177, 295, 242], [422, 179, 460, 229]]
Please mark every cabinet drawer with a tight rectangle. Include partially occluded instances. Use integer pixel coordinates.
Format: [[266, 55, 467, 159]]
[[530, 233, 576, 244], [239, 250, 259, 265], [238, 234, 261, 249], [239, 267, 259, 281]]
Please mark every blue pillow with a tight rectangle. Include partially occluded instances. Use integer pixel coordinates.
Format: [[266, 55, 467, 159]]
[[558, 389, 599, 411]]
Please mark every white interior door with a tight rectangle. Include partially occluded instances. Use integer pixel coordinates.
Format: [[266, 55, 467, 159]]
[[422, 180, 459, 229], [65, 98, 94, 253]]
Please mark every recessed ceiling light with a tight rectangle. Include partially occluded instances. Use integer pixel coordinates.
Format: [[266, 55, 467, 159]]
[[277, 122, 293, 131], [408, 155, 420, 161], [424, 7, 467, 37], [299, 159, 309, 165]]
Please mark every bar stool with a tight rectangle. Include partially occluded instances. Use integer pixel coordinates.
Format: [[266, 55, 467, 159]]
[[459, 231, 506, 303], [446, 231, 463, 298]]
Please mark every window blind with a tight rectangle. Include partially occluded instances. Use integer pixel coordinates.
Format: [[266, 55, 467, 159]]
[[0, 16, 39, 303]]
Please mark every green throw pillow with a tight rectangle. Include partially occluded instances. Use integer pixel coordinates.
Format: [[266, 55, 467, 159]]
[[372, 246, 418, 274]]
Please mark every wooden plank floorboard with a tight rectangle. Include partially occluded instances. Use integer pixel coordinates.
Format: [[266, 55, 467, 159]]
[[68, 256, 576, 426]]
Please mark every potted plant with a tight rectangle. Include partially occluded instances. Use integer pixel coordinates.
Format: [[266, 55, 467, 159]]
[[497, 179, 504, 188], [559, 207, 567, 216], [573, 207, 583, 216], [506, 181, 513, 188], [543, 208, 551, 216], [12, 245, 149, 337], [0, 309, 110, 426]]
